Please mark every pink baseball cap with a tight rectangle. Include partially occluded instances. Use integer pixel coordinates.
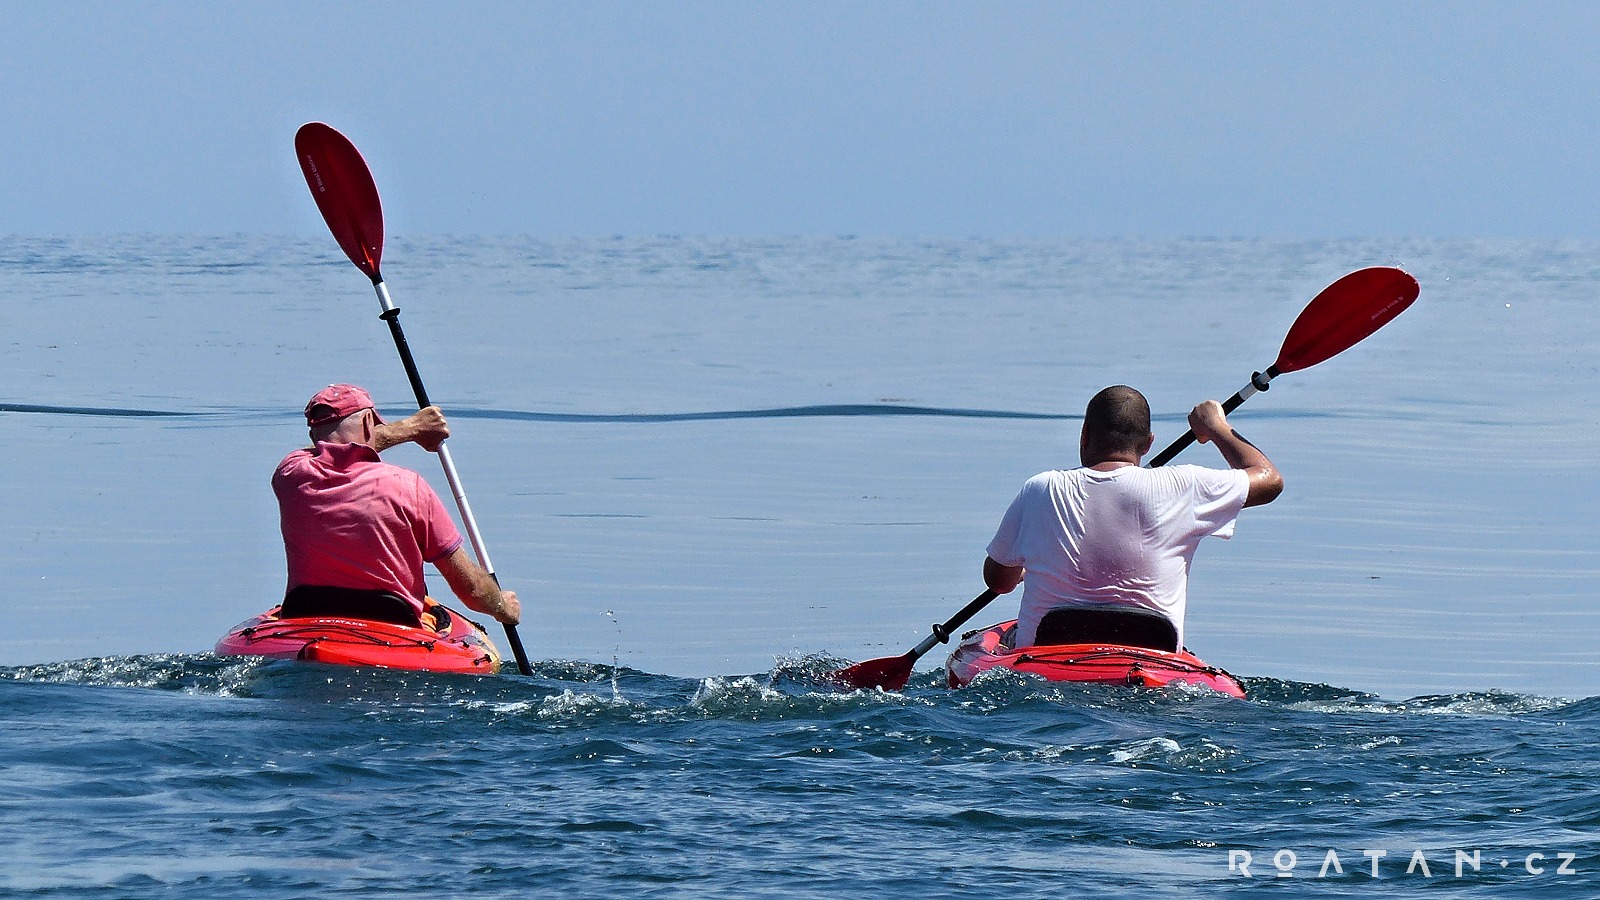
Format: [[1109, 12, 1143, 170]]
[[304, 383, 383, 427]]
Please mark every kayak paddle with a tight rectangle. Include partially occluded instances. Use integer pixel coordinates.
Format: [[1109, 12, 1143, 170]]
[[831, 265, 1420, 691], [1146, 265, 1419, 466], [294, 121, 534, 677]]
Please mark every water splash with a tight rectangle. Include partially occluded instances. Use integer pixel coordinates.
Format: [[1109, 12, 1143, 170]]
[[603, 609, 622, 702]]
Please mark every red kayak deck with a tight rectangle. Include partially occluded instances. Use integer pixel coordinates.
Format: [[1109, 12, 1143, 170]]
[[945, 620, 1245, 698], [215, 604, 502, 675]]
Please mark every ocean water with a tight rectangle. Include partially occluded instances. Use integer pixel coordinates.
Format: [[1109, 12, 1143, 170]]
[[2, 235, 1598, 895]]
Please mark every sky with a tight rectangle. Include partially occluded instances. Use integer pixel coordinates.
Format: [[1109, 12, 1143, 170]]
[[3, 1, 1599, 239]]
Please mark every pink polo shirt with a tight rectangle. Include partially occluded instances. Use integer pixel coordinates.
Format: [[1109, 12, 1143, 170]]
[[273, 441, 464, 615]]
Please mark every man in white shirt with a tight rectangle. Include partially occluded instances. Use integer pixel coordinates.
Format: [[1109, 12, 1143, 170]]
[[983, 385, 1283, 650]]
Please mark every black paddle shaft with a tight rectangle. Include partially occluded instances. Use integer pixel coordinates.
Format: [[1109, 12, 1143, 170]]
[[379, 307, 435, 408], [1146, 365, 1280, 468], [931, 589, 1001, 644], [898, 588, 1002, 664]]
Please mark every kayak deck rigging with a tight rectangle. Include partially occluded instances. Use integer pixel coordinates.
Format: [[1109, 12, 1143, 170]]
[[946, 620, 1246, 697], [216, 604, 501, 674]]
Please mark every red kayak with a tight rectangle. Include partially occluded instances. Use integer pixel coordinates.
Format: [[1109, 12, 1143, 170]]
[[945, 620, 1246, 698], [215, 602, 502, 675]]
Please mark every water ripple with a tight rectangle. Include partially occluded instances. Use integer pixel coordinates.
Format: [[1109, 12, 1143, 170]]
[[3, 655, 1598, 897]]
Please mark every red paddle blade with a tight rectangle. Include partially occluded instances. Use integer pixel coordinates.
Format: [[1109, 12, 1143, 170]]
[[295, 122, 385, 279], [1276, 267, 1418, 373], [831, 653, 915, 691]]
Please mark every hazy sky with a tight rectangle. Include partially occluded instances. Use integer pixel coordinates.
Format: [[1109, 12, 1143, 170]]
[[4, 2, 1597, 238]]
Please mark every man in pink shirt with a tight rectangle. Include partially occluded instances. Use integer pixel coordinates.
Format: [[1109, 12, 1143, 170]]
[[273, 383, 520, 628]]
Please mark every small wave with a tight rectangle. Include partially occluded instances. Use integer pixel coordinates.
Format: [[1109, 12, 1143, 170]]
[[1385, 690, 1578, 717], [449, 403, 1075, 423], [1240, 677, 1378, 705], [691, 674, 788, 709], [2, 401, 1071, 423], [0, 402, 204, 418], [1001, 733, 1239, 772], [2, 401, 1386, 429], [538, 738, 647, 764], [556, 819, 653, 833], [1273, 687, 1580, 718], [1109, 736, 1183, 763], [766, 651, 882, 693], [689, 673, 917, 718], [533, 689, 636, 721], [0, 653, 264, 697], [932, 808, 1081, 833], [525, 659, 635, 684], [10, 654, 1585, 725]]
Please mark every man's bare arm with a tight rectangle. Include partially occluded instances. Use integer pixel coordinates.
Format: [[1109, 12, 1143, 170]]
[[435, 547, 521, 624], [984, 556, 1024, 594], [1188, 400, 1283, 507], [372, 407, 450, 453]]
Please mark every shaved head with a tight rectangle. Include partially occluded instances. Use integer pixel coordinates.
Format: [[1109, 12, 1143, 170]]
[[1081, 385, 1153, 464]]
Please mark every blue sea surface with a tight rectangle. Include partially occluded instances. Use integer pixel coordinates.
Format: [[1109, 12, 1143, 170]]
[[2, 236, 1598, 895], [3, 658, 1598, 897]]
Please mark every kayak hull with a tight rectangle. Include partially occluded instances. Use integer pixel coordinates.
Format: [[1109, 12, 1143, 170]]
[[215, 604, 502, 675], [945, 620, 1246, 698]]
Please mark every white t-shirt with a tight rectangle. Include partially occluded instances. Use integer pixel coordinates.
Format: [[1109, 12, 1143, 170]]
[[986, 464, 1250, 649]]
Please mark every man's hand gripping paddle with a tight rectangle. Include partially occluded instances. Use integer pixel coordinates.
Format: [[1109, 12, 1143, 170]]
[[830, 266, 1420, 691], [294, 122, 534, 676]]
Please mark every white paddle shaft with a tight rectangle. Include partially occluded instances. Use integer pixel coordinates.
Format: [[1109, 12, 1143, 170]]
[[372, 279, 497, 576]]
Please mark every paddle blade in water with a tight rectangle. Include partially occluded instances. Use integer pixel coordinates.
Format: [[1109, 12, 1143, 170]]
[[1275, 266, 1419, 373], [296, 122, 385, 279], [831, 653, 915, 691]]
